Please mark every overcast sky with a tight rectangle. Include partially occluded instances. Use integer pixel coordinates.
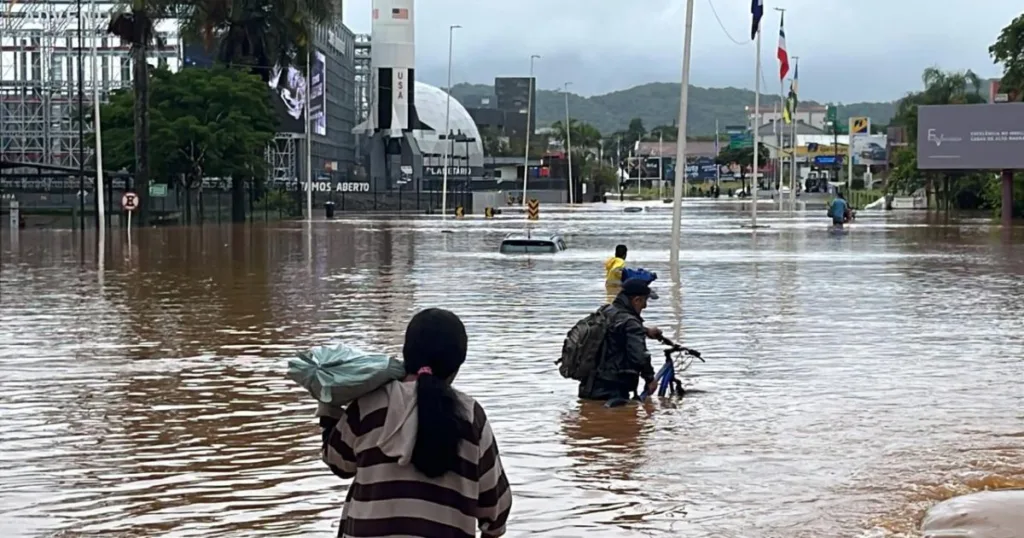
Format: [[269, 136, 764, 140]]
[[343, 0, 1021, 103]]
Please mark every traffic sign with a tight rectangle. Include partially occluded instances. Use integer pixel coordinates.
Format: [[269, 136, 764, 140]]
[[850, 116, 870, 134], [455, 206, 465, 218], [526, 199, 539, 220], [484, 207, 494, 218], [122, 191, 138, 211]]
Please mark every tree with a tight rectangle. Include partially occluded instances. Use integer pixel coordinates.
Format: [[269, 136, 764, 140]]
[[107, 0, 181, 226], [649, 124, 678, 141], [626, 117, 646, 145], [990, 13, 1024, 100], [479, 126, 513, 157], [94, 67, 276, 223], [179, 0, 338, 222], [893, 67, 985, 141], [550, 119, 602, 154], [887, 146, 922, 195], [891, 67, 987, 205], [715, 145, 770, 191]]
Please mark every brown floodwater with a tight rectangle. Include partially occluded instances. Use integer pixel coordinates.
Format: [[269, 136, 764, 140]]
[[2, 202, 1024, 538]]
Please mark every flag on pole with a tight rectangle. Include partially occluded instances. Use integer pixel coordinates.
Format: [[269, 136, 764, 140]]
[[782, 84, 792, 124], [785, 61, 799, 123], [777, 12, 789, 80], [750, 0, 763, 40]]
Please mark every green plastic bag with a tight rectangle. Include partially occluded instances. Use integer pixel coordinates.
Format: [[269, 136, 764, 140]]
[[287, 343, 406, 407]]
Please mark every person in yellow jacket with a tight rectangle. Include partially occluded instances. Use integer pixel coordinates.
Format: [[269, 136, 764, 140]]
[[605, 244, 628, 284], [604, 245, 628, 304]]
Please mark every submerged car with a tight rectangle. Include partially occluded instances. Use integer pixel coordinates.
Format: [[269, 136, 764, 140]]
[[498, 232, 567, 254]]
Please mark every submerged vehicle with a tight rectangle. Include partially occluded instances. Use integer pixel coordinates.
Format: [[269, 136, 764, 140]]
[[499, 231, 567, 254]]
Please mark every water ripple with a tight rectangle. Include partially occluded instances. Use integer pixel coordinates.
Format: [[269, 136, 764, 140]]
[[1, 204, 1023, 537]]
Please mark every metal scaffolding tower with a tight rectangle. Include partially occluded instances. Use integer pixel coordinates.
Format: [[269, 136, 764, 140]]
[[353, 33, 370, 125], [0, 1, 178, 175]]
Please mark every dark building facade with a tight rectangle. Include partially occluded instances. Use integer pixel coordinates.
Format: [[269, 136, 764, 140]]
[[494, 77, 536, 133], [466, 107, 528, 137], [310, 23, 358, 181]]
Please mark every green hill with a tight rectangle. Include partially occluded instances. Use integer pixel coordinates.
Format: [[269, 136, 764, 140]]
[[449, 81, 897, 136]]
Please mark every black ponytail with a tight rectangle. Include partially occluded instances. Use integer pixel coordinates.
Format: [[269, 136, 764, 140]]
[[412, 374, 461, 477], [402, 308, 468, 478]]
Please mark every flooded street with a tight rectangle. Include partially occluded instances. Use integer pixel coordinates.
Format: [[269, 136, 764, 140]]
[[2, 202, 1024, 537]]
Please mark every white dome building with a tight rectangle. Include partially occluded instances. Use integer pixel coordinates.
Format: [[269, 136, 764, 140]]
[[412, 82, 484, 168]]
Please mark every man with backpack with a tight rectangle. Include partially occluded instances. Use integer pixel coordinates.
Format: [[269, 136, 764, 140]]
[[558, 279, 663, 404]]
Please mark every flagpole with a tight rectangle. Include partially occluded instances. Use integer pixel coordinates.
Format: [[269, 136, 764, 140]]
[[774, 85, 782, 209], [751, 22, 762, 227], [790, 56, 799, 208], [658, 131, 664, 199], [305, 50, 313, 221], [773, 100, 779, 207], [715, 119, 721, 189], [669, 0, 695, 271], [774, 7, 786, 211]]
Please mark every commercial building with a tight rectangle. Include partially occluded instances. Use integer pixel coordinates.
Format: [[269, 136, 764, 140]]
[[746, 104, 829, 132], [2, 1, 358, 192], [494, 77, 536, 134]]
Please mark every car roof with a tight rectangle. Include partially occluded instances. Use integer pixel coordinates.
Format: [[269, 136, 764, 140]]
[[502, 231, 562, 241]]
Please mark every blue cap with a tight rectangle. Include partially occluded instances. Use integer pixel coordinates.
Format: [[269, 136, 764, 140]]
[[621, 278, 658, 300]]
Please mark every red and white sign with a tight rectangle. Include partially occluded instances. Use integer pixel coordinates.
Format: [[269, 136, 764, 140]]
[[121, 192, 138, 211]]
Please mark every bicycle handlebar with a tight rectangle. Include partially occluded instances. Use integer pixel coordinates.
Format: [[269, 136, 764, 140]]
[[658, 336, 704, 361]]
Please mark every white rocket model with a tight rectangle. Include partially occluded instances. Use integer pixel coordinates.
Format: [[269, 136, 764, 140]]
[[354, 0, 422, 137]]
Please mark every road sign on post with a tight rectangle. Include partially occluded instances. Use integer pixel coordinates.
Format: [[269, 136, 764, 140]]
[[122, 192, 138, 211], [850, 117, 870, 134], [526, 199, 539, 220], [122, 191, 138, 244]]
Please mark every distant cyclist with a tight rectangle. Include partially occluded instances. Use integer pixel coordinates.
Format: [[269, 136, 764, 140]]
[[828, 192, 848, 228]]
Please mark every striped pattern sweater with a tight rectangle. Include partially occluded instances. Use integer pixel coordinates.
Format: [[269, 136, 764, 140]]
[[323, 381, 512, 537]]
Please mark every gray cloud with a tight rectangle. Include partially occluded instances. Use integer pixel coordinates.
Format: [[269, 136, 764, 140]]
[[344, 0, 1020, 102]]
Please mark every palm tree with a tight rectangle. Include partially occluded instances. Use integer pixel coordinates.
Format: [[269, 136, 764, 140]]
[[894, 67, 984, 141], [892, 68, 985, 202], [179, 0, 339, 222], [107, 0, 179, 226]]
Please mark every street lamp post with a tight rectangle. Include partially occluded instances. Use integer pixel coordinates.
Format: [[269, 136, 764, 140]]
[[91, 0, 105, 233], [563, 81, 573, 204], [441, 24, 461, 219], [521, 54, 539, 206], [669, 0, 696, 270], [77, 0, 85, 231]]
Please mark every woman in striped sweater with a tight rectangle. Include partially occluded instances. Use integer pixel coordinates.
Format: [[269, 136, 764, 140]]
[[321, 308, 512, 537]]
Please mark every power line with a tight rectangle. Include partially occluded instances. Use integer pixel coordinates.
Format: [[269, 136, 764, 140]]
[[706, 0, 750, 46]]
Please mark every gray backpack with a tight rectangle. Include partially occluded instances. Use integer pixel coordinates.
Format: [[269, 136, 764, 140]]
[[556, 307, 610, 380]]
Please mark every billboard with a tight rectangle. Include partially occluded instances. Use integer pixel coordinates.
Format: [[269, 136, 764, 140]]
[[267, 50, 326, 135], [310, 50, 327, 136], [685, 156, 720, 180], [268, 62, 307, 133], [918, 103, 1024, 169], [851, 134, 887, 166]]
